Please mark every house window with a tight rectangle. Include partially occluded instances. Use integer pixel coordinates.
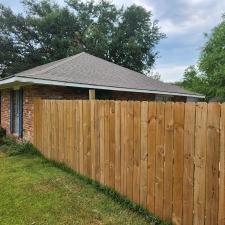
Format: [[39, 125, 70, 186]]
[[10, 89, 23, 137]]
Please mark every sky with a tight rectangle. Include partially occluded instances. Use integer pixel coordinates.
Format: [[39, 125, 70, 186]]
[[0, 0, 225, 82]]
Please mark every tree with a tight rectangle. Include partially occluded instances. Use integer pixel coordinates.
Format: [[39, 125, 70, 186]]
[[177, 66, 208, 96], [0, 0, 165, 77], [198, 15, 225, 100], [178, 15, 225, 101]]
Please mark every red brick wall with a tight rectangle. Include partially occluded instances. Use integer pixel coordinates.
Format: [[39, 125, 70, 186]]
[[23, 85, 89, 142], [1, 89, 10, 135]]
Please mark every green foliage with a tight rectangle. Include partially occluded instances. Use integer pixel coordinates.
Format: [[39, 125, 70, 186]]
[[179, 15, 225, 101], [1, 138, 170, 225], [0, 127, 6, 144], [177, 66, 208, 97], [198, 16, 225, 101], [2, 137, 41, 156], [0, 0, 164, 77]]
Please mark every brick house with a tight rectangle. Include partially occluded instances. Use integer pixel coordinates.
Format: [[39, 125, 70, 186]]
[[0, 52, 203, 142]]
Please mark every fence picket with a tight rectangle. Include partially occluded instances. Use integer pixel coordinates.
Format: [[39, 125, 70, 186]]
[[163, 102, 174, 221], [133, 101, 141, 204], [155, 102, 165, 218], [172, 102, 185, 225], [219, 104, 225, 225], [115, 101, 121, 192], [140, 101, 148, 207], [183, 103, 195, 225], [147, 102, 157, 212], [193, 103, 207, 225], [205, 103, 220, 225]]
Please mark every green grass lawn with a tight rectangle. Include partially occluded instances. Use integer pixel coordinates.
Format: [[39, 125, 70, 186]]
[[0, 151, 156, 225]]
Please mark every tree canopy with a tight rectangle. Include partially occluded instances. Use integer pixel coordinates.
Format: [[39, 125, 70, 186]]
[[178, 15, 225, 101], [0, 0, 165, 77]]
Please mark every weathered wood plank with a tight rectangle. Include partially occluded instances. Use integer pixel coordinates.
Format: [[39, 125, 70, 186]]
[[109, 101, 116, 188], [115, 101, 121, 192], [126, 101, 134, 200], [104, 101, 110, 186], [205, 103, 220, 225], [163, 102, 174, 221], [219, 103, 225, 225], [172, 102, 185, 225], [78, 100, 84, 175], [140, 101, 148, 207], [193, 102, 207, 225], [91, 100, 96, 180], [120, 101, 127, 195], [99, 101, 105, 184], [183, 103, 195, 225], [155, 102, 165, 219], [95, 101, 101, 182], [147, 101, 157, 212], [133, 101, 141, 204]]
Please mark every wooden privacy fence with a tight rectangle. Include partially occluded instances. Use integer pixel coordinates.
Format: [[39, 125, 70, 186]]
[[33, 100, 225, 225]]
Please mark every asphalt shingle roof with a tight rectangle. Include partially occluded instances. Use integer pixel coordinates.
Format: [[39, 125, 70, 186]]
[[13, 52, 203, 97]]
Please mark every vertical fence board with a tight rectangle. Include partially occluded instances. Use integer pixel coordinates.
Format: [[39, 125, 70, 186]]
[[99, 101, 105, 184], [133, 101, 141, 204], [63, 101, 68, 164], [47, 101, 51, 159], [68, 101, 74, 167], [95, 101, 101, 182], [147, 102, 157, 212], [193, 103, 207, 225], [205, 103, 220, 225], [91, 100, 96, 180], [120, 101, 127, 195], [219, 104, 225, 225], [109, 101, 116, 188], [172, 102, 185, 225], [74, 101, 80, 172], [51, 100, 56, 161], [78, 100, 84, 175], [155, 102, 165, 218], [183, 103, 195, 225], [115, 101, 121, 192], [140, 101, 148, 207], [82, 101, 91, 177], [71, 101, 76, 171], [163, 102, 174, 221], [104, 101, 110, 186], [126, 101, 134, 200]]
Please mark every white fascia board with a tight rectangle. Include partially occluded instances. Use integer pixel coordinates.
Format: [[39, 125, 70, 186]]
[[0, 76, 205, 99]]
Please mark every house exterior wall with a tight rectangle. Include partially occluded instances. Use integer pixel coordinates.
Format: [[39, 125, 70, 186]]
[[0, 84, 188, 143], [1, 85, 89, 143], [1, 89, 10, 134]]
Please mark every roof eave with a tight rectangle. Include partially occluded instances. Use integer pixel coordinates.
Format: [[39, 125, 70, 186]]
[[0, 76, 205, 99]]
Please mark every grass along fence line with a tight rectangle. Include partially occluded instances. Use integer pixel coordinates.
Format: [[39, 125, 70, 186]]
[[34, 100, 225, 225], [0, 138, 169, 225]]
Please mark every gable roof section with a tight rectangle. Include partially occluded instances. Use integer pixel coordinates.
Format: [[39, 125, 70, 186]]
[[0, 52, 204, 98]]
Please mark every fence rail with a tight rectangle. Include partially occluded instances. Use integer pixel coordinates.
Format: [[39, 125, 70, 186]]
[[33, 99, 225, 225]]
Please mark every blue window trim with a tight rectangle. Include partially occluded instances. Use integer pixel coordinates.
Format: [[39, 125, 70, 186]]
[[10, 89, 23, 137]]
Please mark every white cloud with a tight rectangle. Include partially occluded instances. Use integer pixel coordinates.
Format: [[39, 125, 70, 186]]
[[154, 64, 188, 82]]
